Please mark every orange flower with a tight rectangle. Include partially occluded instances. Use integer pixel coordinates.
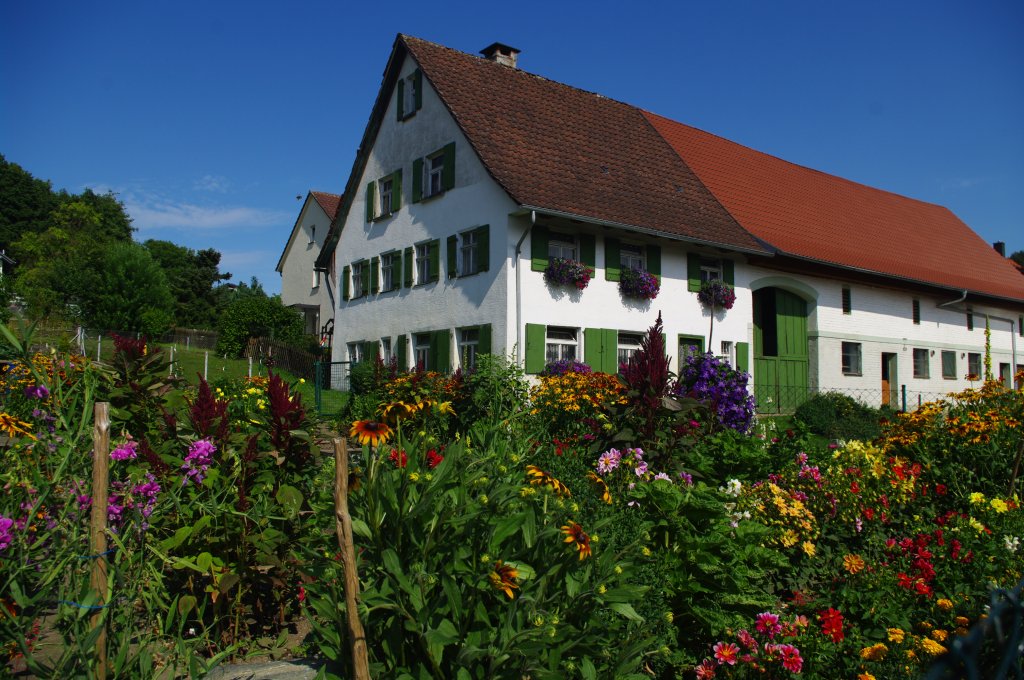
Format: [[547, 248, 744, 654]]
[[561, 522, 592, 560], [0, 413, 35, 440], [488, 561, 520, 599], [349, 420, 392, 447], [586, 472, 613, 504], [843, 554, 866, 575], [525, 465, 572, 497]]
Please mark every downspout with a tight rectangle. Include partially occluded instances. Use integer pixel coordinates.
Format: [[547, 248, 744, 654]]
[[938, 290, 1017, 385], [936, 289, 968, 311], [513, 212, 536, 367]]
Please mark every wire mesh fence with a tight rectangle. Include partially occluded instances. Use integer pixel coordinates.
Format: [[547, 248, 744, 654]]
[[754, 384, 972, 415], [314, 361, 351, 416]]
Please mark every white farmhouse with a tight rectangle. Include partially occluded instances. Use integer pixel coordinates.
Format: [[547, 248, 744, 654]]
[[277, 190, 341, 342], [316, 35, 1024, 412]]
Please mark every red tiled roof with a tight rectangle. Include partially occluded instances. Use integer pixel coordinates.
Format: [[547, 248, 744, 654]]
[[644, 112, 1024, 302], [311, 190, 341, 220], [402, 36, 767, 253]]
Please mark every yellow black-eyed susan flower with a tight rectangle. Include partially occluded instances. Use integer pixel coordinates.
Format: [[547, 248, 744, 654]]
[[525, 465, 572, 497], [488, 561, 520, 599], [561, 522, 592, 560], [349, 420, 392, 447]]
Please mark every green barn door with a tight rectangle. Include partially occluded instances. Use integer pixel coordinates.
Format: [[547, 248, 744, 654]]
[[753, 287, 808, 413]]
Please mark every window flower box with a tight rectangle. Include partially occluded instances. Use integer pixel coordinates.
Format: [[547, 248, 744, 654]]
[[618, 268, 660, 300], [697, 279, 736, 310], [544, 258, 593, 291]]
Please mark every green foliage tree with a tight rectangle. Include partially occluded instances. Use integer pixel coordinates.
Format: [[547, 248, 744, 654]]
[[215, 281, 304, 357], [1010, 249, 1024, 269], [144, 239, 231, 329], [0, 154, 58, 248], [79, 241, 175, 336]]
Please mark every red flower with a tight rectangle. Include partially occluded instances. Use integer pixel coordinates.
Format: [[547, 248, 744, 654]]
[[389, 448, 408, 468], [425, 448, 444, 468], [819, 608, 844, 643], [297, 585, 306, 602]]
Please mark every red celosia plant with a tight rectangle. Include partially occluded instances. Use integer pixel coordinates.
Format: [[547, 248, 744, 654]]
[[619, 313, 673, 443], [188, 376, 231, 446], [266, 371, 311, 468]]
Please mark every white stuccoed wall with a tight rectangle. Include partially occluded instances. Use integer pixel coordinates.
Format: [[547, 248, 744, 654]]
[[279, 197, 334, 332], [332, 54, 517, 367]]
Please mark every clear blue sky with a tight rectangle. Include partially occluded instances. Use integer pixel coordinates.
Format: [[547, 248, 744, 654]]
[[3, 0, 1022, 294]]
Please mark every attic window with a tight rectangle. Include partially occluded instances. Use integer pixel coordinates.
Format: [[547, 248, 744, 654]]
[[700, 258, 722, 283], [308, 226, 316, 245], [397, 69, 423, 121]]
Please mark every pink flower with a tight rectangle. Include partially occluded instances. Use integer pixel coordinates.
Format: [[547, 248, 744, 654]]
[[737, 629, 758, 651], [755, 611, 782, 639], [777, 643, 803, 673], [713, 641, 740, 665], [695, 659, 717, 679], [110, 439, 139, 461]]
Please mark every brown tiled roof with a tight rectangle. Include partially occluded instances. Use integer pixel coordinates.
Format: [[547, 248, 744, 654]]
[[644, 112, 1024, 303], [311, 190, 341, 220], [402, 35, 767, 253]]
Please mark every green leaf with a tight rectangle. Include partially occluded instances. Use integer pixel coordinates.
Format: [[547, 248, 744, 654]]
[[607, 602, 644, 622], [196, 552, 213, 572], [158, 525, 194, 552], [177, 595, 197, 617], [351, 517, 372, 540], [276, 484, 303, 520], [580, 657, 597, 680]]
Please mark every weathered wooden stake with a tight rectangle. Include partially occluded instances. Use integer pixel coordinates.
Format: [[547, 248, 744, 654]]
[[204, 351, 209, 380], [90, 402, 111, 680], [334, 437, 370, 680]]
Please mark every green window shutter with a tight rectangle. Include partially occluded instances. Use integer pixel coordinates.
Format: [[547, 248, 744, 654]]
[[360, 262, 370, 297], [365, 181, 376, 222], [584, 328, 603, 370], [447, 235, 458, 278], [442, 142, 456, 191], [413, 69, 423, 110], [477, 225, 489, 272], [580, 233, 595, 268], [478, 323, 492, 355], [412, 158, 423, 203], [429, 239, 440, 281], [647, 244, 661, 280], [396, 78, 405, 121], [687, 253, 701, 292], [370, 256, 380, 294], [605, 237, 621, 281], [391, 169, 402, 212], [603, 328, 618, 373], [362, 341, 377, 362], [531, 224, 549, 272], [431, 330, 451, 373], [723, 259, 735, 286], [396, 334, 407, 370], [525, 323, 546, 374], [736, 341, 750, 374], [342, 265, 350, 301], [404, 247, 414, 287]]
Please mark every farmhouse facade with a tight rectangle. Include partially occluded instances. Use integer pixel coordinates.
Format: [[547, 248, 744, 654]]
[[315, 35, 1024, 411]]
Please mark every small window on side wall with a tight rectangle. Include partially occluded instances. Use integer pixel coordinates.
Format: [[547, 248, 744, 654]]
[[941, 351, 957, 379], [912, 299, 921, 325], [841, 287, 852, 315], [545, 327, 578, 364], [913, 348, 930, 379], [841, 342, 861, 375], [967, 352, 981, 380]]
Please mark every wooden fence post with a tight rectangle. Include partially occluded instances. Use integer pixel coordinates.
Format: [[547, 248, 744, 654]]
[[90, 402, 110, 680], [334, 437, 370, 680]]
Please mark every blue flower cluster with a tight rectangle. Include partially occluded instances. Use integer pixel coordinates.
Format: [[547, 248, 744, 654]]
[[676, 351, 755, 433], [541, 359, 593, 376], [618, 268, 660, 300]]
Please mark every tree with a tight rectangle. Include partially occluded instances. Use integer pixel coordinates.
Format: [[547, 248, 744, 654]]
[[144, 239, 231, 328], [80, 242, 175, 336], [216, 282, 304, 357], [0, 154, 58, 248], [1010, 250, 1024, 270]]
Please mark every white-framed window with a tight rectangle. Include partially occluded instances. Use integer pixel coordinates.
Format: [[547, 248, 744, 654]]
[[347, 342, 363, 364], [548, 233, 577, 261], [617, 332, 643, 366], [381, 337, 393, 365], [700, 258, 722, 283], [967, 352, 982, 379], [913, 348, 930, 379], [720, 340, 734, 365], [415, 242, 431, 284], [414, 333, 431, 371], [308, 225, 316, 245], [460, 229, 478, 275], [351, 261, 365, 298], [400, 72, 419, 118], [545, 327, 578, 364], [620, 243, 645, 271], [378, 177, 394, 217], [460, 328, 480, 371], [381, 252, 398, 292], [312, 269, 321, 289], [426, 152, 445, 198], [842, 342, 862, 376]]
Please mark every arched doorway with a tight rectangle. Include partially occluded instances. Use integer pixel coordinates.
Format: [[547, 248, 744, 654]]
[[752, 287, 809, 413]]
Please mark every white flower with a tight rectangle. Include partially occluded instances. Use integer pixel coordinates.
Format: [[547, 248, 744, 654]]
[[719, 479, 742, 497], [1005, 536, 1021, 553]]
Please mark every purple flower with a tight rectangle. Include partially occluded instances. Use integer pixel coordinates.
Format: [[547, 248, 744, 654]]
[[542, 359, 593, 376], [182, 439, 216, 486], [618, 268, 660, 300], [543, 258, 593, 290], [678, 471, 694, 486], [110, 440, 139, 461], [24, 384, 50, 400], [654, 472, 671, 481], [675, 352, 755, 433], [0, 516, 14, 553], [634, 461, 648, 477], [596, 448, 622, 474], [697, 280, 736, 310]]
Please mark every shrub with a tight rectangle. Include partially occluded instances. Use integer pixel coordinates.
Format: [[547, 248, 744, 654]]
[[794, 392, 890, 442], [460, 353, 530, 426], [676, 352, 755, 434], [215, 291, 304, 358]]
